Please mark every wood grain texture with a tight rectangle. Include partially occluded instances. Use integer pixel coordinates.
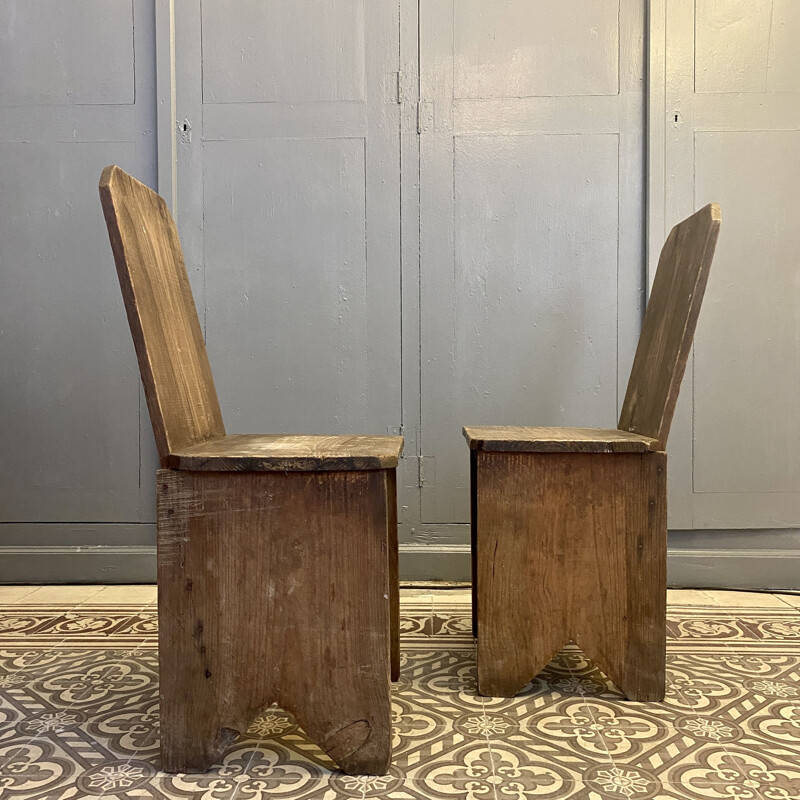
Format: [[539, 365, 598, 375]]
[[463, 426, 658, 453], [157, 468, 392, 775], [619, 203, 721, 448], [474, 451, 667, 701], [167, 433, 403, 472], [99, 165, 225, 465]]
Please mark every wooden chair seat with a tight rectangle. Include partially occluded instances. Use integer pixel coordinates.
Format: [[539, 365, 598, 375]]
[[463, 426, 658, 454], [167, 433, 404, 472]]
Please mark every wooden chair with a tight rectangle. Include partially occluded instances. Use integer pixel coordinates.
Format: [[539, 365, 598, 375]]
[[464, 204, 721, 701], [99, 165, 402, 775]]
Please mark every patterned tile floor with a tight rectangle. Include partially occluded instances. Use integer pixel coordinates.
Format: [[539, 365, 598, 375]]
[[0, 586, 799, 799]]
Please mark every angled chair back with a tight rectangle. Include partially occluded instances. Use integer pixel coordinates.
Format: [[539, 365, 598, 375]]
[[99, 165, 225, 465], [618, 203, 721, 449]]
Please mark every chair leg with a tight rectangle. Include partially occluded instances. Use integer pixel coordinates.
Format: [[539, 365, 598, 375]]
[[387, 469, 400, 682], [156, 468, 392, 775], [474, 451, 667, 701]]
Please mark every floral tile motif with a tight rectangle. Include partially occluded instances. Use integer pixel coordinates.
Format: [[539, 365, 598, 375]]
[[666, 607, 800, 655], [0, 606, 157, 650], [0, 596, 798, 798]]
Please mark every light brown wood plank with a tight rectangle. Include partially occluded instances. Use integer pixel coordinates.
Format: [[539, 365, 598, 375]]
[[474, 451, 667, 701], [463, 426, 658, 453], [618, 203, 721, 447], [167, 433, 403, 472], [99, 165, 225, 464], [157, 468, 392, 775]]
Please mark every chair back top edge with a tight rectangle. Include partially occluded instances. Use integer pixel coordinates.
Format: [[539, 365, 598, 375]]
[[618, 203, 721, 449], [99, 165, 225, 465]]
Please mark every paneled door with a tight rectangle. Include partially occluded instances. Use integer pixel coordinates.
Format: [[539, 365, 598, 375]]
[[651, 0, 800, 528], [173, 1, 402, 450], [417, 0, 647, 530], [0, 0, 156, 527]]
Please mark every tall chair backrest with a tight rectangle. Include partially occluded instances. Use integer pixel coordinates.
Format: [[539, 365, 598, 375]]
[[618, 203, 721, 449], [99, 165, 225, 466]]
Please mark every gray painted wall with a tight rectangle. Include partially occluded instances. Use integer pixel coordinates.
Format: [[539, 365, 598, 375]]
[[417, 0, 644, 527], [0, 0, 158, 552], [2, 0, 799, 590], [650, 0, 800, 533]]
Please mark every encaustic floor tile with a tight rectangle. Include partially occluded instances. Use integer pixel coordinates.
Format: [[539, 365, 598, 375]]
[[0, 592, 799, 799]]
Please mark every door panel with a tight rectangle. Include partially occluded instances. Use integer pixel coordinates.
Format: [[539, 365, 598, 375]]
[[0, 0, 155, 523], [453, 0, 620, 98], [203, 137, 373, 432], [694, 0, 800, 93], [0, 0, 135, 106], [694, 131, 800, 495], [652, 0, 800, 527], [201, 1, 365, 103], [175, 1, 401, 444], [419, 0, 645, 526]]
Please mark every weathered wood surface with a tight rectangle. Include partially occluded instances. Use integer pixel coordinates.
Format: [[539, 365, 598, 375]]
[[157, 468, 393, 775], [463, 426, 658, 453], [99, 165, 225, 465], [167, 433, 403, 472], [474, 451, 667, 701], [619, 203, 721, 448]]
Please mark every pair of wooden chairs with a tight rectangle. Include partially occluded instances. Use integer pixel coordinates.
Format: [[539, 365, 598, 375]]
[[100, 166, 720, 776]]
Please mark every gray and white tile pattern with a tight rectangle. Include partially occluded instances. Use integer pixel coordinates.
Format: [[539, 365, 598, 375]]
[[0, 588, 798, 799]]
